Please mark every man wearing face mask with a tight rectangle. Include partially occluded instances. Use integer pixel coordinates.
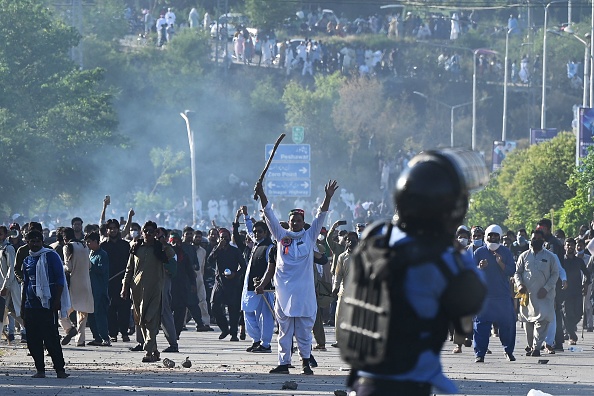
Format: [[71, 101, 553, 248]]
[[515, 230, 559, 357], [472, 224, 516, 363], [456, 226, 470, 250], [451, 226, 473, 354], [100, 219, 131, 343], [468, 226, 485, 252], [537, 218, 568, 352], [511, 229, 529, 261]]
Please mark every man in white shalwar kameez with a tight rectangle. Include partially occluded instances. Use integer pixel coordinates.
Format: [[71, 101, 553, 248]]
[[254, 179, 338, 375], [514, 229, 559, 356]]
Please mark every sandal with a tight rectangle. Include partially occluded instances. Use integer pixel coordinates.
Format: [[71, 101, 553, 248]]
[[452, 346, 462, 353]]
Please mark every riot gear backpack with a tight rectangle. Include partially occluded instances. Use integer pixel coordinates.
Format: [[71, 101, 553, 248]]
[[337, 222, 485, 374]]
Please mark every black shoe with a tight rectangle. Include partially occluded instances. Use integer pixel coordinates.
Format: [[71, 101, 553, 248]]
[[87, 340, 103, 346], [530, 349, 541, 357], [196, 325, 213, 332], [302, 365, 314, 375], [475, 356, 484, 363], [230, 335, 239, 342], [269, 364, 290, 374], [505, 353, 516, 361], [331, 342, 339, 348], [121, 335, 130, 342], [142, 354, 158, 363], [486, 349, 492, 354], [56, 371, 70, 379], [163, 346, 179, 352], [128, 327, 135, 336], [252, 344, 272, 353], [129, 343, 143, 351], [309, 355, 318, 368], [525, 345, 532, 352], [32, 371, 45, 378], [246, 341, 261, 352], [61, 327, 78, 346], [240, 332, 246, 340], [219, 330, 230, 340]]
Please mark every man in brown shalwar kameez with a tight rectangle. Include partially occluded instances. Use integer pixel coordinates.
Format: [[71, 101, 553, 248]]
[[121, 221, 175, 363]]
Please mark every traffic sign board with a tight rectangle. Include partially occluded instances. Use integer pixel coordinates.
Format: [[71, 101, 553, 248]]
[[265, 144, 310, 161], [265, 180, 311, 197], [292, 126, 304, 144], [266, 162, 310, 179]]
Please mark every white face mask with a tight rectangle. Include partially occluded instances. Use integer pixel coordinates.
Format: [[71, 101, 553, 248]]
[[458, 237, 469, 246], [487, 242, 501, 251], [131, 230, 140, 238], [473, 239, 483, 247]]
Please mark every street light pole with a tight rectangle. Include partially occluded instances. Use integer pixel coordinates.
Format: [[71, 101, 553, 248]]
[[472, 48, 498, 151], [180, 110, 197, 227], [591, 0, 594, 107], [542, 1, 567, 129], [413, 91, 478, 148], [472, 49, 478, 150], [503, 29, 511, 141]]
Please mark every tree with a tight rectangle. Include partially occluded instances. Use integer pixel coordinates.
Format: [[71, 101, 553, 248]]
[[465, 175, 509, 230], [244, 0, 294, 29], [497, 132, 575, 231], [131, 146, 189, 219], [282, 73, 346, 188], [0, 0, 120, 214], [558, 148, 594, 236]]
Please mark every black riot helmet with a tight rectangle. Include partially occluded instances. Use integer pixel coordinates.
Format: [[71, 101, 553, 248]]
[[394, 148, 488, 240]]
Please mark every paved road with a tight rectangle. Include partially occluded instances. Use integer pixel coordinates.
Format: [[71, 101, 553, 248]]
[[1, 321, 594, 395]]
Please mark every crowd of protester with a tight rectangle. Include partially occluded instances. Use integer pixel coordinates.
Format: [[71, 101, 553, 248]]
[[124, 5, 531, 84], [4, 183, 594, 377]]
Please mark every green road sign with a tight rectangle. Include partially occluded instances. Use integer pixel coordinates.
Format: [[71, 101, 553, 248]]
[[292, 126, 304, 144]]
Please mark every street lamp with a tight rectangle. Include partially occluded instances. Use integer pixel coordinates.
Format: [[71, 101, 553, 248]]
[[542, 1, 568, 129], [414, 91, 477, 147], [180, 110, 197, 227], [472, 48, 498, 151], [502, 29, 513, 142], [591, 0, 594, 107]]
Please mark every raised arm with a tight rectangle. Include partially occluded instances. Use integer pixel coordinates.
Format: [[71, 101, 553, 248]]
[[100, 196, 109, 225], [121, 209, 135, 238], [320, 180, 339, 212], [254, 181, 268, 209]]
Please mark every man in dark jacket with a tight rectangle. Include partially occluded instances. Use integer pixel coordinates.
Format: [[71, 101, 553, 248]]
[[169, 231, 207, 337], [101, 219, 131, 343], [208, 228, 246, 341]]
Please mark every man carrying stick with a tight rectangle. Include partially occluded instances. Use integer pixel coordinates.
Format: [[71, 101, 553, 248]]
[[254, 179, 338, 375]]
